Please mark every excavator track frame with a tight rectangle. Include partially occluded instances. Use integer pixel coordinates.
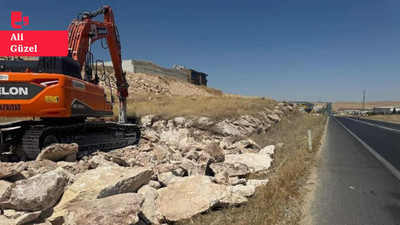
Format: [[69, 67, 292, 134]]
[[1, 120, 140, 160]]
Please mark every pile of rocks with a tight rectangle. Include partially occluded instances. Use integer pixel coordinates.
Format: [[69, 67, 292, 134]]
[[0, 102, 294, 224], [100, 72, 214, 97]]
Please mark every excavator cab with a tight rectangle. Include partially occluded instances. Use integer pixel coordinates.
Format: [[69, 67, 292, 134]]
[[0, 57, 81, 79]]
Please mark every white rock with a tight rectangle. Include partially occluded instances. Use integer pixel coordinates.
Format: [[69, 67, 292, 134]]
[[0, 168, 71, 211], [157, 172, 183, 187], [149, 180, 162, 189], [53, 166, 152, 216], [210, 162, 250, 178], [173, 117, 186, 127], [138, 185, 163, 224], [273, 108, 284, 116], [152, 120, 166, 130], [0, 162, 25, 179], [159, 128, 196, 150], [259, 145, 276, 155], [217, 120, 245, 136], [0, 180, 11, 200], [198, 117, 214, 126], [64, 193, 143, 225], [2, 209, 24, 219], [230, 139, 261, 151], [224, 153, 272, 173], [219, 137, 236, 150], [141, 115, 155, 127], [89, 155, 118, 169], [204, 142, 225, 163], [179, 158, 199, 176], [229, 184, 255, 197], [157, 175, 247, 222], [267, 114, 281, 122], [247, 179, 269, 188], [36, 143, 78, 162], [0, 215, 14, 225]]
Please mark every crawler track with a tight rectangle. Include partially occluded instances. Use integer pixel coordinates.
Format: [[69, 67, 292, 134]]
[[1, 120, 140, 160]]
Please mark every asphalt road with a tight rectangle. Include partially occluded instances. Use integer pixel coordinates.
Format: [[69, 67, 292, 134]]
[[311, 116, 400, 225]]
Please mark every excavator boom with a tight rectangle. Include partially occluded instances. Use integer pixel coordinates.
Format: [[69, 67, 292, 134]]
[[68, 5, 128, 122]]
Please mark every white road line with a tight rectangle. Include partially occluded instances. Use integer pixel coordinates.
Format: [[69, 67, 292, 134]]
[[346, 117, 400, 133], [334, 116, 400, 180]]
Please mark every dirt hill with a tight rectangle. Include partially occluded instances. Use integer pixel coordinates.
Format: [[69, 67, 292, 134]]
[[101, 68, 221, 97]]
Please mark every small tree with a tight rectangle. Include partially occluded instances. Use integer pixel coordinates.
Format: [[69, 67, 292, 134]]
[[393, 107, 397, 114]]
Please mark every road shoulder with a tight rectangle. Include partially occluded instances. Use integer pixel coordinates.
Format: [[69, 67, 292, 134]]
[[300, 117, 329, 225]]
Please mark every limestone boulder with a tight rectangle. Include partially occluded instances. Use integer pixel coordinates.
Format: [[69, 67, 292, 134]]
[[55, 166, 152, 210], [0, 180, 11, 200], [24, 160, 58, 178], [214, 169, 229, 184], [157, 175, 247, 222], [204, 142, 225, 163], [197, 117, 214, 126], [159, 128, 196, 149], [196, 153, 213, 175], [152, 120, 166, 130], [217, 120, 245, 136], [138, 185, 163, 224], [157, 172, 183, 187], [229, 184, 255, 197], [259, 145, 276, 155], [88, 155, 118, 169], [36, 143, 78, 162], [210, 162, 250, 177], [179, 158, 199, 176], [0, 168, 71, 211], [64, 193, 143, 225], [267, 114, 281, 122], [0, 162, 25, 179], [0, 216, 14, 225], [173, 117, 186, 127], [230, 139, 261, 151], [14, 211, 42, 225], [141, 115, 155, 127], [148, 180, 162, 189], [224, 153, 272, 173], [273, 108, 284, 116]]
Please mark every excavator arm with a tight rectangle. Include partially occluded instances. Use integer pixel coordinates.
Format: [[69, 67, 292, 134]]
[[67, 5, 128, 123]]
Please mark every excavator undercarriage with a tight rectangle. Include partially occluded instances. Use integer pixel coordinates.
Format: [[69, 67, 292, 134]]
[[0, 119, 140, 160]]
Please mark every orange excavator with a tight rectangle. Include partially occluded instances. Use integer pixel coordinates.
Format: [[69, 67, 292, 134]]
[[0, 6, 140, 160]]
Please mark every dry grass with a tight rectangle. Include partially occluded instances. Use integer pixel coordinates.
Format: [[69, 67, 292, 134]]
[[178, 113, 327, 225], [366, 114, 400, 124], [123, 94, 276, 121], [198, 86, 224, 96], [333, 101, 400, 110]]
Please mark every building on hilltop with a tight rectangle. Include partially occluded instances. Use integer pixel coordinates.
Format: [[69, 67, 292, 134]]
[[173, 64, 208, 86]]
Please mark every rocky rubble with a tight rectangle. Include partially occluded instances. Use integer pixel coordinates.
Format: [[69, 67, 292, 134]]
[[101, 72, 214, 97], [0, 101, 294, 224]]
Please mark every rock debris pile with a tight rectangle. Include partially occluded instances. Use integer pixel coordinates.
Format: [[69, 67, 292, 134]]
[[101, 72, 214, 97], [0, 102, 294, 224]]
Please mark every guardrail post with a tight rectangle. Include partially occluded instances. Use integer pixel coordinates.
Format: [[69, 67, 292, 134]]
[[308, 129, 312, 151]]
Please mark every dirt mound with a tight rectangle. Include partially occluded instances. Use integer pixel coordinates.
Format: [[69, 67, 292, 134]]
[[101, 70, 220, 97]]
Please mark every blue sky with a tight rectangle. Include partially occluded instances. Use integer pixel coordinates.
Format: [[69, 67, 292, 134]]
[[1, 0, 399, 102]]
